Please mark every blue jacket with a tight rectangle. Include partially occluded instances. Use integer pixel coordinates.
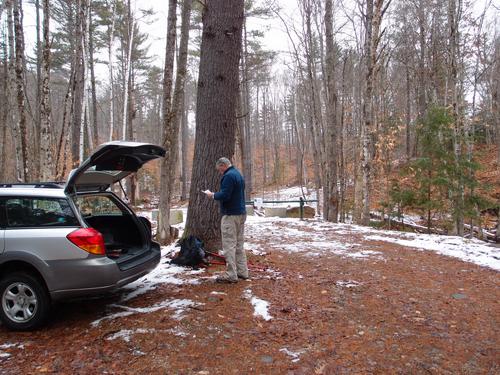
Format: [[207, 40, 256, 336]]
[[214, 166, 246, 215]]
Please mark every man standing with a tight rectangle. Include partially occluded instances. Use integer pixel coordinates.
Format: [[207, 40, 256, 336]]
[[203, 157, 248, 283]]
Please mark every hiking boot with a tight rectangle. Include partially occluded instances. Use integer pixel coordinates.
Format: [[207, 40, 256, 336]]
[[215, 276, 238, 284], [237, 274, 250, 280]]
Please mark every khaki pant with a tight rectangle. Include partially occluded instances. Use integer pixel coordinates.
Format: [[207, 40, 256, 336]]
[[221, 214, 248, 281]]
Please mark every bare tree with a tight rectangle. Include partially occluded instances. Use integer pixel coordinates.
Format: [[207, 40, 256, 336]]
[[108, 0, 116, 141], [358, 0, 390, 225], [158, 0, 193, 244], [72, 0, 88, 168], [13, 0, 29, 181], [157, 0, 178, 243], [323, 0, 339, 222], [39, 0, 53, 181]]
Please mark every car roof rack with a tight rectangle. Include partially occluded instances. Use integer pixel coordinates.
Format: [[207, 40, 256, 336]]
[[0, 182, 65, 189]]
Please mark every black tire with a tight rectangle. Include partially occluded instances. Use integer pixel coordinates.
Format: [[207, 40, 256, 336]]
[[0, 272, 51, 331]]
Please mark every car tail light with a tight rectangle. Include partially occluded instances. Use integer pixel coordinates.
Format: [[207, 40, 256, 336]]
[[67, 228, 106, 255]]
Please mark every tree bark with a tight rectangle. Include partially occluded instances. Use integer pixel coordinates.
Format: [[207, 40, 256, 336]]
[[185, 0, 244, 249], [0, 27, 8, 181]]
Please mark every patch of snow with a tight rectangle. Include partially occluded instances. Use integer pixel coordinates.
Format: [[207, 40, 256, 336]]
[[280, 347, 306, 362], [244, 289, 272, 321], [366, 233, 500, 271], [0, 343, 24, 359], [106, 327, 189, 342], [106, 328, 154, 342], [119, 245, 205, 302], [344, 250, 383, 259], [336, 280, 361, 288], [244, 243, 266, 255], [91, 298, 201, 327], [210, 291, 227, 295]]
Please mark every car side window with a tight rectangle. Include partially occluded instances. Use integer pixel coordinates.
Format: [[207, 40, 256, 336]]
[[0, 198, 6, 228], [74, 196, 124, 218], [5, 197, 79, 228]]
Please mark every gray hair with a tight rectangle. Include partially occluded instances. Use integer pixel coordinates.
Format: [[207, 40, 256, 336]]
[[215, 157, 232, 167]]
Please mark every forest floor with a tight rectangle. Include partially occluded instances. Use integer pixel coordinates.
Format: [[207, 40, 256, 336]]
[[0, 217, 499, 374]]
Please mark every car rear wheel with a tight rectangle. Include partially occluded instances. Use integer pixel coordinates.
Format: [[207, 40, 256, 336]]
[[0, 272, 51, 331]]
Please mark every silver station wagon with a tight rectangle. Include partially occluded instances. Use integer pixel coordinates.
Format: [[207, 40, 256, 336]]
[[0, 141, 165, 330]]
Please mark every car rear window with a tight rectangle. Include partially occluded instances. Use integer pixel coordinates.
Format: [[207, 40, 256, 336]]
[[74, 195, 124, 217], [2, 197, 79, 228]]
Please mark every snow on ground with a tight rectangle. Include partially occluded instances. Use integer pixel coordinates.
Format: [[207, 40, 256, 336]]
[[259, 217, 499, 271], [244, 289, 272, 321], [366, 232, 500, 271], [246, 216, 383, 260]]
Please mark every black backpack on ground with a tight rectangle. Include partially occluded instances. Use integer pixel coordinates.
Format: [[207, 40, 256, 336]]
[[170, 235, 206, 267]]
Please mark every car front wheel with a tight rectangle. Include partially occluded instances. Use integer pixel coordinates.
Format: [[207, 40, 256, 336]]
[[0, 272, 51, 331]]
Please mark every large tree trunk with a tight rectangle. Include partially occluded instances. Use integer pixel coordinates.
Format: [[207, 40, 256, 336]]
[[13, 0, 29, 181], [158, 0, 192, 244], [185, 0, 244, 249], [157, 0, 178, 244], [39, 0, 53, 181], [323, 0, 339, 222]]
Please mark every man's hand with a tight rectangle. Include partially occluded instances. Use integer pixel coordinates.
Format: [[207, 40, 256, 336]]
[[202, 189, 214, 199]]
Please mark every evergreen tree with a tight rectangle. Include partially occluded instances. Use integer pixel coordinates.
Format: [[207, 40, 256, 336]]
[[393, 106, 484, 234]]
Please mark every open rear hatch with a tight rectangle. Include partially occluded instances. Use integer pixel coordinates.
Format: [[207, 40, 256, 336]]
[[65, 141, 166, 194]]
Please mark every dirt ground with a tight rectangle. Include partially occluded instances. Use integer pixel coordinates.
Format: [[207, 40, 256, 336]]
[[0, 220, 499, 374]]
